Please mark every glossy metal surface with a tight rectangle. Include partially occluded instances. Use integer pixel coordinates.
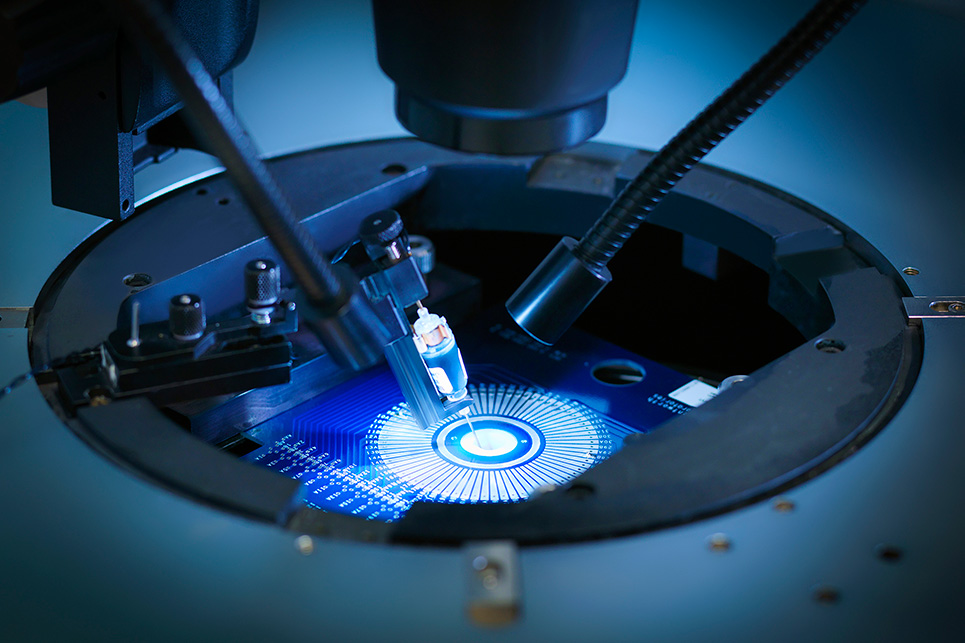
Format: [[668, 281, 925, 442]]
[[506, 237, 611, 345]]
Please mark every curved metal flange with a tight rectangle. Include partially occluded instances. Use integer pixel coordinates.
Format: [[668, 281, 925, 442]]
[[29, 139, 921, 545]]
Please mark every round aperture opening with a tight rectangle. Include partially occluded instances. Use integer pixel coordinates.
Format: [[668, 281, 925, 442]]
[[591, 360, 645, 386]]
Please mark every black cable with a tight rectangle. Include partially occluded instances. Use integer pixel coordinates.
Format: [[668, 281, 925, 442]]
[[115, 0, 347, 311], [574, 0, 868, 271]]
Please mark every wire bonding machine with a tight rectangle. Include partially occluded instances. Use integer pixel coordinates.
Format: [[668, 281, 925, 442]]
[[0, 0, 963, 640]]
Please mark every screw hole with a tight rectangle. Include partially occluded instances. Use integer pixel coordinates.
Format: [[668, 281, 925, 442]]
[[97, 90, 107, 101], [294, 535, 314, 556], [591, 360, 645, 386], [929, 300, 965, 313], [196, 188, 208, 196], [902, 266, 920, 276], [218, 197, 230, 205], [381, 163, 407, 176], [565, 482, 595, 500], [815, 338, 846, 354], [874, 543, 903, 562], [812, 584, 840, 604], [123, 273, 152, 289], [121, 199, 131, 212]]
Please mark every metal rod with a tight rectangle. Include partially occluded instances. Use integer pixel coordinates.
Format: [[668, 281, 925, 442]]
[[126, 300, 141, 348]]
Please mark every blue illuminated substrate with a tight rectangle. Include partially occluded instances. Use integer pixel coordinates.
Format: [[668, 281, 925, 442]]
[[373, 382, 610, 504], [243, 317, 705, 522]]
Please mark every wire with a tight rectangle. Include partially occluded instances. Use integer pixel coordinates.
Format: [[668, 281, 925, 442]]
[[0, 370, 39, 402], [0, 348, 98, 403]]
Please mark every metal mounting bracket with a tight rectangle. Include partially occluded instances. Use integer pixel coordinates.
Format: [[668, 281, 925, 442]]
[[463, 540, 522, 627], [903, 297, 965, 319], [0, 307, 33, 329]]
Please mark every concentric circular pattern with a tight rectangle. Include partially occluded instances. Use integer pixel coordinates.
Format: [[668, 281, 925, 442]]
[[369, 383, 612, 504]]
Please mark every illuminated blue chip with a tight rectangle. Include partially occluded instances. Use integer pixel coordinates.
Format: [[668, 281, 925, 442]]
[[370, 383, 612, 504]]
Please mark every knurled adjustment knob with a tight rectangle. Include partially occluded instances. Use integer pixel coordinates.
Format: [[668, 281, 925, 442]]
[[169, 293, 206, 341], [359, 209, 408, 262], [245, 258, 281, 308], [408, 235, 435, 274]]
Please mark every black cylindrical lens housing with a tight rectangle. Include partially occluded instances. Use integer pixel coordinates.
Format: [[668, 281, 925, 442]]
[[372, 0, 639, 155], [506, 237, 611, 345]]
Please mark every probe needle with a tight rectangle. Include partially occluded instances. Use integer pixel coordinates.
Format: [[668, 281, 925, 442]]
[[460, 408, 484, 450]]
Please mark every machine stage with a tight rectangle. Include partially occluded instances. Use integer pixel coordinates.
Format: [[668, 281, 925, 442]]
[[23, 137, 922, 546], [0, 1, 963, 641]]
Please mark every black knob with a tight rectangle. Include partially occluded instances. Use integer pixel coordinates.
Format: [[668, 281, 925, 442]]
[[169, 294, 206, 341], [359, 209, 409, 262], [245, 259, 281, 308]]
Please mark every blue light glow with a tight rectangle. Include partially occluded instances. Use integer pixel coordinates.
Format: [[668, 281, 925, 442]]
[[243, 329, 695, 521], [370, 383, 611, 504]]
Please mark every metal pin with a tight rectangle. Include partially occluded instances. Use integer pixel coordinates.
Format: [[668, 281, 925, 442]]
[[460, 407, 485, 450], [126, 301, 141, 348]]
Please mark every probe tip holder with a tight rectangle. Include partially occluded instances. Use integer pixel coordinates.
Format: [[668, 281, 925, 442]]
[[412, 307, 469, 403]]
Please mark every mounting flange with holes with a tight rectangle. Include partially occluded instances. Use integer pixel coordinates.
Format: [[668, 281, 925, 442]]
[[29, 139, 922, 545]]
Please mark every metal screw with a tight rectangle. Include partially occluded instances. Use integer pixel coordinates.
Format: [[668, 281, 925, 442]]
[[949, 302, 965, 313], [294, 534, 314, 555], [773, 497, 795, 513], [707, 532, 731, 552], [902, 266, 920, 276], [472, 556, 501, 591], [481, 569, 499, 590]]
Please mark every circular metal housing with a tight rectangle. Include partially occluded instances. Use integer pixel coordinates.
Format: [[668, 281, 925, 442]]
[[372, 0, 638, 154], [29, 139, 921, 545]]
